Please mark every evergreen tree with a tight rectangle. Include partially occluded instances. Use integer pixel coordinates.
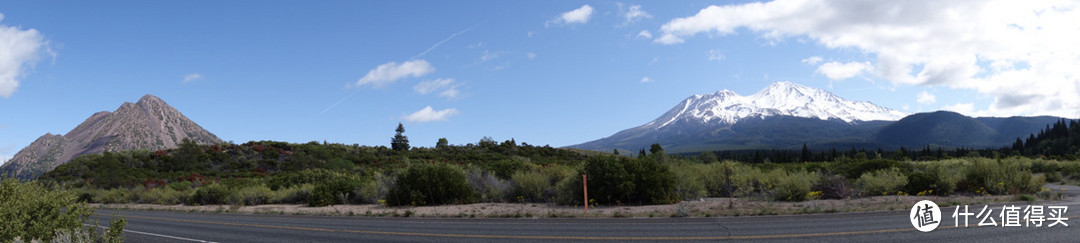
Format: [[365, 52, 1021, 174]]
[[638, 149, 647, 158], [436, 138, 449, 150], [391, 123, 410, 151], [649, 143, 664, 155], [613, 149, 619, 155], [800, 143, 811, 162]]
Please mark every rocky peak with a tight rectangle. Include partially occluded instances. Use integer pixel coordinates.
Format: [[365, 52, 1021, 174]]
[[0, 95, 222, 179]]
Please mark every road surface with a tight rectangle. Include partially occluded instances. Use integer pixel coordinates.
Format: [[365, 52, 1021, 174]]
[[90, 185, 1080, 242]]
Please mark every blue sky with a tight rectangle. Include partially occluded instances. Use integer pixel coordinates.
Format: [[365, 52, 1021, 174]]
[[2, 1, 1079, 162]]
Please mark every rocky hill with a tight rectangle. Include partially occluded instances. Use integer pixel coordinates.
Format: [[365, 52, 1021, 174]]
[[0, 95, 222, 179]]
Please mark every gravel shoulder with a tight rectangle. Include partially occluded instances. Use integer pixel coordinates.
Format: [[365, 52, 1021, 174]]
[[89, 194, 1043, 218]]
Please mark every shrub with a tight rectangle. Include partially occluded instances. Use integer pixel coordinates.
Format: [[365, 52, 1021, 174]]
[[386, 163, 475, 206], [763, 169, 818, 201], [272, 184, 314, 204], [581, 156, 676, 205], [190, 183, 230, 205], [308, 177, 362, 207], [0, 178, 122, 242], [812, 172, 853, 199], [98, 188, 135, 204], [856, 168, 908, 196], [232, 185, 274, 206], [959, 157, 1041, 195], [511, 170, 548, 202], [466, 168, 511, 202], [136, 187, 184, 204], [701, 161, 757, 197], [670, 163, 706, 201]]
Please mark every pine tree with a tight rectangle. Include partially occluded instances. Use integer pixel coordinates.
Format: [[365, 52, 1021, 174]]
[[800, 143, 810, 162], [436, 138, 449, 150], [391, 123, 410, 151]]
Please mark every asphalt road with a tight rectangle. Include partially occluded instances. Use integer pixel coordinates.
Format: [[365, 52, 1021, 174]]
[[90, 186, 1080, 242]]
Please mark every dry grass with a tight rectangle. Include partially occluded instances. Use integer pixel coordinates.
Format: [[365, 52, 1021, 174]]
[[90, 194, 1017, 218]]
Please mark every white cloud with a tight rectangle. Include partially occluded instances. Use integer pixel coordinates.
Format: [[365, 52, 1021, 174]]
[[916, 91, 936, 105], [182, 73, 203, 83], [640, 77, 652, 83], [0, 14, 49, 98], [618, 3, 652, 26], [404, 106, 459, 122], [707, 50, 724, 62], [414, 78, 461, 99], [413, 78, 453, 95], [943, 102, 976, 116], [480, 50, 500, 62], [637, 30, 653, 39], [549, 5, 594, 26], [656, 0, 1080, 117], [439, 86, 460, 99], [0, 154, 10, 164], [355, 60, 434, 87], [816, 61, 872, 80], [801, 56, 823, 65], [526, 52, 536, 60]]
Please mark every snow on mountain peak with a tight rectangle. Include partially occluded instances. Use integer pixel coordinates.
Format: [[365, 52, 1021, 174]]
[[648, 82, 907, 129]]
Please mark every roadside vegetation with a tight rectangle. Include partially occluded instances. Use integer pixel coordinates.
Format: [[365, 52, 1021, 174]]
[[0, 178, 125, 242], [36, 123, 1080, 210]]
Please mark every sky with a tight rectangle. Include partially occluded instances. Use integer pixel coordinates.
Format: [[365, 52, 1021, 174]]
[[2, 1, 1080, 163]]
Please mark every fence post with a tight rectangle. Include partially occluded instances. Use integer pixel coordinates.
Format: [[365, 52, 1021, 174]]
[[583, 174, 589, 212]]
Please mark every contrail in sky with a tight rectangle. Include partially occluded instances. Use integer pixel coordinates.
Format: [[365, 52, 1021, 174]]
[[321, 3, 522, 115]]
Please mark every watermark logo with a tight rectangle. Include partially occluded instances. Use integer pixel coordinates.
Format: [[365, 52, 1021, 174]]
[[911, 200, 941, 232]]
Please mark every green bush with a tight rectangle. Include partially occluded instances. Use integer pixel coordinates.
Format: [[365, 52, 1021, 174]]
[[580, 156, 676, 205], [386, 163, 475, 206], [511, 170, 548, 202], [701, 161, 757, 197], [98, 188, 135, 204], [856, 168, 908, 196], [272, 184, 314, 204], [0, 178, 123, 242], [308, 177, 362, 207], [670, 163, 706, 201], [136, 187, 184, 204], [190, 183, 230, 205], [959, 157, 1041, 195], [232, 185, 274, 206], [763, 169, 818, 201]]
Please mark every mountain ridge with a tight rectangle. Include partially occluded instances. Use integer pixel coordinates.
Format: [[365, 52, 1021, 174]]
[[1, 94, 222, 179], [571, 82, 1067, 153]]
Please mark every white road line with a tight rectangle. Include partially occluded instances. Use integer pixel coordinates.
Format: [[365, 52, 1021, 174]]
[[85, 224, 218, 243]]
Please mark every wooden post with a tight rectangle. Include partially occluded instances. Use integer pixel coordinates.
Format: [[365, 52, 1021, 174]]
[[583, 174, 589, 212]]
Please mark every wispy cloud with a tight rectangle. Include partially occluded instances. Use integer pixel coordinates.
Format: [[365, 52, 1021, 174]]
[[617, 3, 652, 26], [526, 52, 536, 60], [636, 30, 653, 39], [182, 73, 203, 83], [414, 78, 462, 99], [917, 91, 937, 105], [355, 60, 434, 87], [640, 77, 653, 83], [801, 56, 823, 65], [707, 50, 724, 62], [548, 5, 594, 26], [816, 61, 872, 80], [404, 106, 459, 122], [0, 13, 50, 98]]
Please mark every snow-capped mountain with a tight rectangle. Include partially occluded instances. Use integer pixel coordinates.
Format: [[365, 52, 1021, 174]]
[[570, 81, 1065, 154], [646, 81, 906, 129], [570, 82, 910, 153]]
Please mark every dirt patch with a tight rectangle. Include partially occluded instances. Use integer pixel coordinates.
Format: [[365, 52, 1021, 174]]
[[90, 195, 1023, 218]]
